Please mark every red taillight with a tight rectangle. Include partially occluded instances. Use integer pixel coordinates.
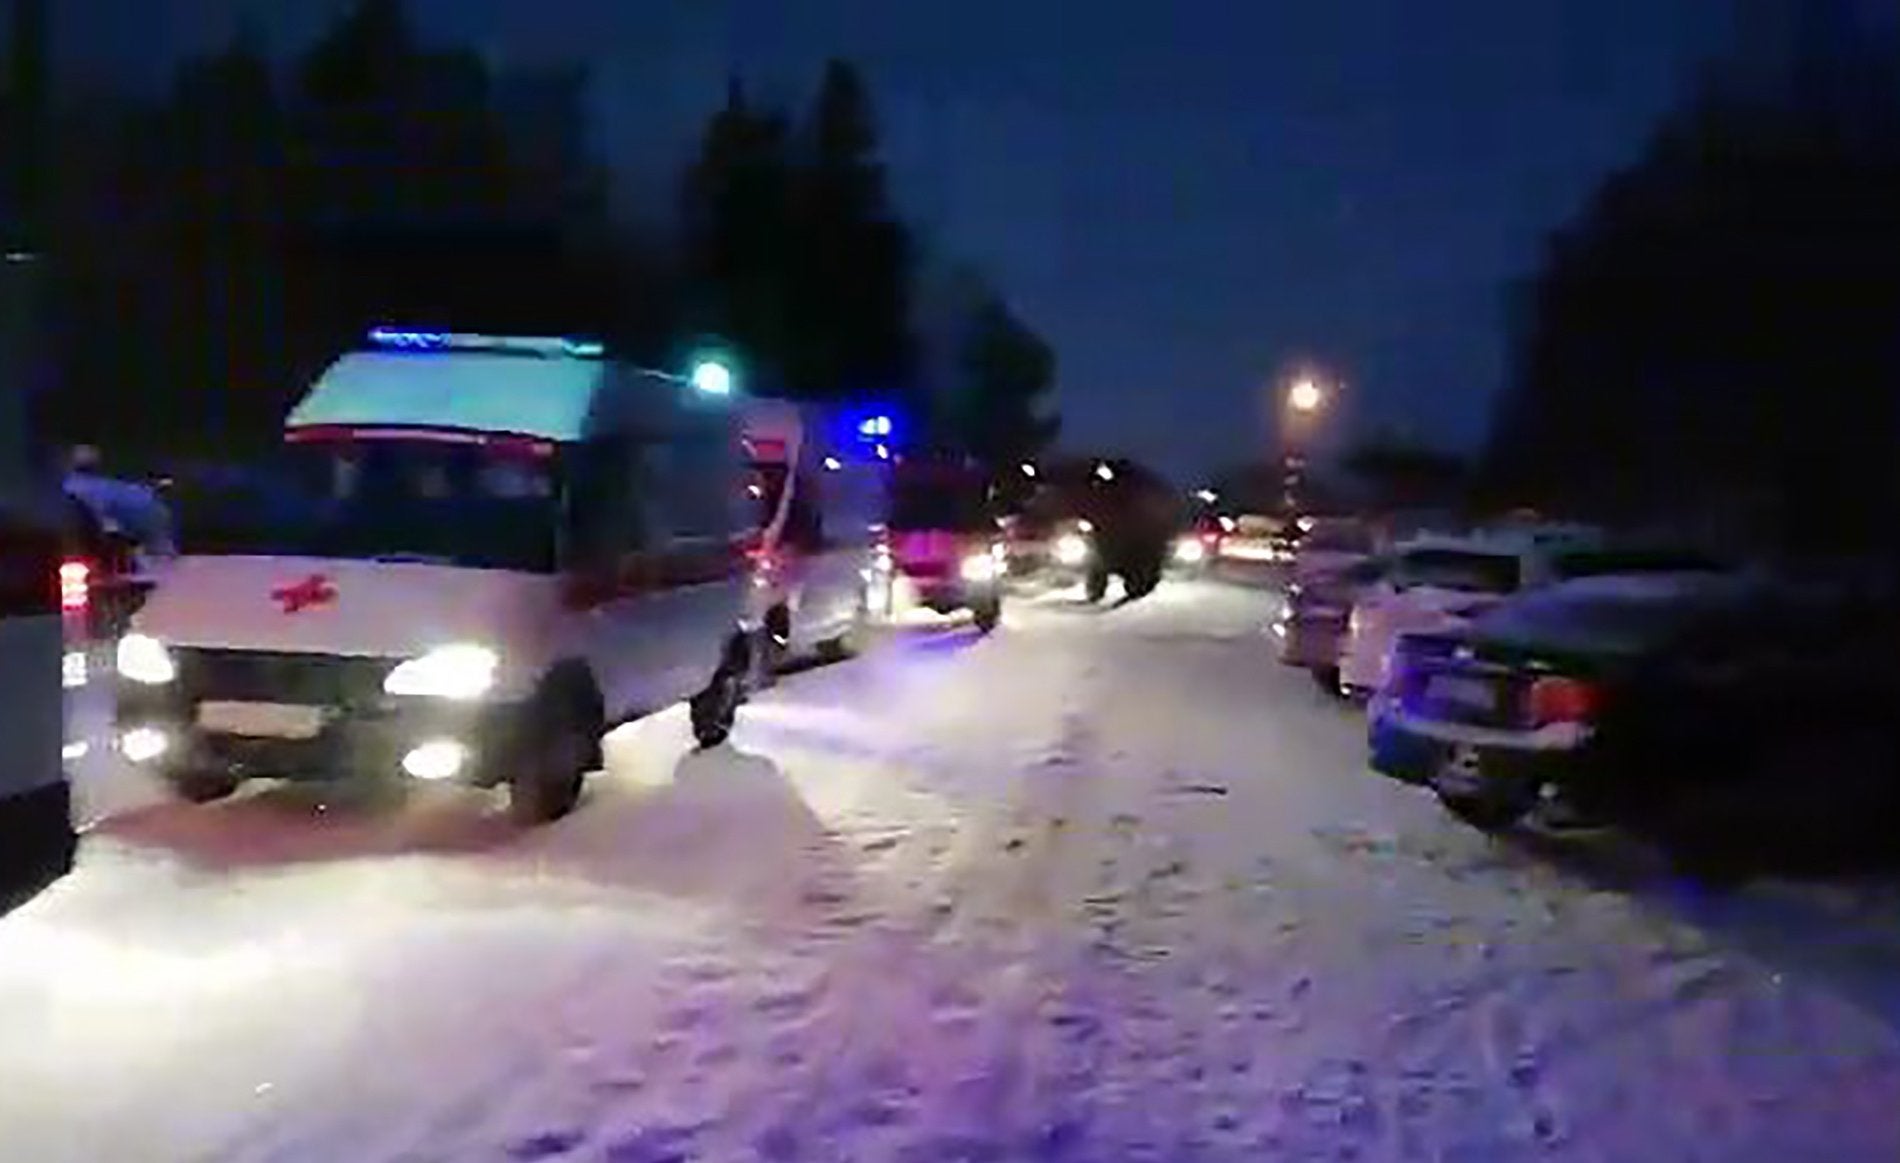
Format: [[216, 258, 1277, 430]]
[[1527, 676, 1598, 726], [59, 559, 91, 613]]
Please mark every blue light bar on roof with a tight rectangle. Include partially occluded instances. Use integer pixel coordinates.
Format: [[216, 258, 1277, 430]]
[[857, 414, 893, 438], [368, 327, 604, 359]]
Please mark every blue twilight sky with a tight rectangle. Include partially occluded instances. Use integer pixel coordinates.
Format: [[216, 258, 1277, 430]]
[[58, 1, 1755, 478]]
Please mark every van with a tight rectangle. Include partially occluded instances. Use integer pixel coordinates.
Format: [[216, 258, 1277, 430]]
[[743, 401, 890, 678], [884, 457, 1004, 631], [113, 329, 756, 823]]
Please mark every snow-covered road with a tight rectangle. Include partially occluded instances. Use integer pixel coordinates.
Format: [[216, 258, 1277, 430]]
[[5, 578, 1900, 1161]]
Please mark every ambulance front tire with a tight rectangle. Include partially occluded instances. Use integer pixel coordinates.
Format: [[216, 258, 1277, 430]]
[[817, 593, 871, 662], [973, 595, 1001, 635], [511, 666, 602, 825], [755, 605, 791, 689], [691, 634, 750, 750]]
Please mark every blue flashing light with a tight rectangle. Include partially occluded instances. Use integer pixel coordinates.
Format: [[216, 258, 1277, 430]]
[[370, 327, 451, 350], [368, 327, 604, 359], [857, 414, 894, 439]]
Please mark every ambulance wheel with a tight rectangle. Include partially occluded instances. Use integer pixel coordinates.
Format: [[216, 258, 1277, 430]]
[[817, 600, 868, 663], [171, 768, 240, 805], [755, 605, 791, 689], [511, 672, 600, 825], [691, 638, 748, 749], [973, 597, 1001, 635], [1085, 566, 1110, 604]]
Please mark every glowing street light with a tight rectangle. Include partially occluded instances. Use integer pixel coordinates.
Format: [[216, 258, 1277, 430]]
[[1288, 377, 1325, 414], [1020, 462, 1037, 479], [1094, 462, 1116, 483], [1194, 488, 1218, 504]]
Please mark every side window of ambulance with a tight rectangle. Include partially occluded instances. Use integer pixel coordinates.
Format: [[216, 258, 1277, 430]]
[[655, 434, 739, 544], [565, 438, 646, 567]]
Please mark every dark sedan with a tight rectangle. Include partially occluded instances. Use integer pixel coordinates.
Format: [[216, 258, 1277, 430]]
[[1368, 571, 1897, 847]]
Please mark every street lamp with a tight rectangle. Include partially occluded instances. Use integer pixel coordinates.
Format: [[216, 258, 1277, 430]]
[[1020, 462, 1037, 479], [1279, 367, 1338, 518], [1288, 377, 1324, 414], [1194, 488, 1218, 505], [1094, 462, 1116, 483]]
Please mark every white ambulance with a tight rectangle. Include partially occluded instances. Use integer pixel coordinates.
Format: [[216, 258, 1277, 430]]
[[741, 401, 891, 679], [114, 329, 756, 823]]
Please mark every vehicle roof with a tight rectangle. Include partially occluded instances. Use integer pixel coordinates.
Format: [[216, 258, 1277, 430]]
[[1394, 531, 1537, 557], [1532, 569, 1743, 606], [286, 351, 614, 442], [1469, 569, 1753, 656]]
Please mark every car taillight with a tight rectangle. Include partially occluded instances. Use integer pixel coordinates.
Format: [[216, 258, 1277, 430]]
[[1527, 676, 1598, 726], [59, 559, 91, 613]]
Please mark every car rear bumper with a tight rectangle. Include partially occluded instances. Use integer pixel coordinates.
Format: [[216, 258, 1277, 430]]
[[896, 571, 1000, 612], [0, 779, 75, 910], [1369, 709, 1591, 792]]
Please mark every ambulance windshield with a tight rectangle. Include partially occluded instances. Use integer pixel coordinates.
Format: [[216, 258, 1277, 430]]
[[172, 438, 561, 572]]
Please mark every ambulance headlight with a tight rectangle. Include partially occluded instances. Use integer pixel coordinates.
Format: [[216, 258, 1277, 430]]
[[1174, 537, 1207, 564], [960, 552, 1002, 584], [117, 634, 177, 686], [384, 643, 499, 700], [1054, 534, 1091, 567]]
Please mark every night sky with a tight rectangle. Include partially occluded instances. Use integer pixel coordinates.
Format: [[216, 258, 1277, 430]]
[[60, 1, 1738, 480]]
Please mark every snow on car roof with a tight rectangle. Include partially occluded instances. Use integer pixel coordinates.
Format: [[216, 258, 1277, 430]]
[[1397, 522, 1606, 559], [1394, 531, 1528, 558], [286, 351, 610, 441], [1473, 570, 1744, 654], [1537, 570, 1734, 605]]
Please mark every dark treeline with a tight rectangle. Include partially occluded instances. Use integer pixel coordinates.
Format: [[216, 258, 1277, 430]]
[[1487, 7, 1900, 563], [18, 0, 1057, 472]]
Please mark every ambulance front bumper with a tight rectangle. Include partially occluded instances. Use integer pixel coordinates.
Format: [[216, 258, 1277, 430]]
[[114, 649, 532, 786]]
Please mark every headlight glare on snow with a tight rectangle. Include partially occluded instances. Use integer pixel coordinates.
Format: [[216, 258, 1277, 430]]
[[383, 643, 499, 700], [116, 633, 177, 685]]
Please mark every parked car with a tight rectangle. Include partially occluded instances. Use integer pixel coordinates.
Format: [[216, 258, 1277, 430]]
[[1337, 534, 1716, 699], [1287, 516, 1377, 581], [1273, 553, 1390, 694], [1368, 571, 1897, 854], [1337, 535, 1546, 699]]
